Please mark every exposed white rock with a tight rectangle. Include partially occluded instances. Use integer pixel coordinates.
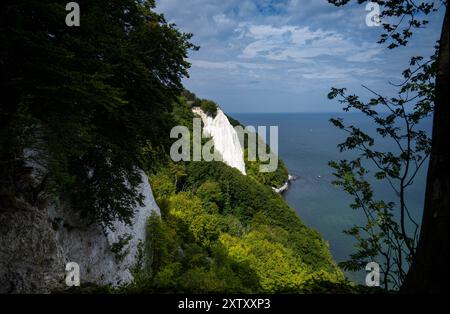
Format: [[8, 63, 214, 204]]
[[272, 174, 296, 194], [192, 107, 246, 175], [273, 181, 289, 194], [0, 171, 159, 293]]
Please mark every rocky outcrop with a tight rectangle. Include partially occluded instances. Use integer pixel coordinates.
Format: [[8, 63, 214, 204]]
[[193, 107, 246, 175], [0, 172, 159, 293], [273, 174, 296, 194], [192, 107, 293, 191]]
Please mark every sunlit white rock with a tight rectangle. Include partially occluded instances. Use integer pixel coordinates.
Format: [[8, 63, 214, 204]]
[[193, 107, 246, 175], [0, 169, 159, 293]]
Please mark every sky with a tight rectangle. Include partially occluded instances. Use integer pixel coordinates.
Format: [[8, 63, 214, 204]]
[[155, 0, 445, 113]]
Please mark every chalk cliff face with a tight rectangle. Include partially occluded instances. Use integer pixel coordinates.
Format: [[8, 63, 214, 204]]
[[192, 107, 246, 175], [0, 172, 159, 293]]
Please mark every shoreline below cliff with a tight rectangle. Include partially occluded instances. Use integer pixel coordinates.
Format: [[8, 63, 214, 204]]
[[273, 174, 296, 194]]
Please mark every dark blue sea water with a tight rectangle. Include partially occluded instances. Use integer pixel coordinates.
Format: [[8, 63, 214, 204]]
[[233, 112, 431, 283]]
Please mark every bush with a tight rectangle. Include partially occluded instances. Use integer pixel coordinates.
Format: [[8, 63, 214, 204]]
[[200, 100, 218, 117], [195, 180, 223, 212], [219, 232, 309, 293]]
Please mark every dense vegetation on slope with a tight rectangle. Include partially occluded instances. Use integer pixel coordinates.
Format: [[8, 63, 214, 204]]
[[199, 100, 218, 117], [121, 95, 350, 293], [0, 0, 196, 229], [1, 0, 350, 293], [176, 91, 289, 188], [125, 159, 350, 293], [244, 148, 289, 188]]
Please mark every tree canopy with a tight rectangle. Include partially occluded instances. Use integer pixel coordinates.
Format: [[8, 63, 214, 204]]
[[0, 0, 197, 228]]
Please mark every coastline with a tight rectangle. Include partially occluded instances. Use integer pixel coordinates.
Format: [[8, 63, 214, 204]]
[[273, 174, 296, 194]]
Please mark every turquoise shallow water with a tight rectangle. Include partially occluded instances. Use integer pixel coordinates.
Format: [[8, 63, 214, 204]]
[[233, 112, 431, 283]]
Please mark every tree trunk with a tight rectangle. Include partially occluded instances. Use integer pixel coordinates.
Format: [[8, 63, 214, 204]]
[[401, 5, 449, 293]]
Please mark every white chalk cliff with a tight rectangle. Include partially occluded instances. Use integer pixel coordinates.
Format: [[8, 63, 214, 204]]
[[193, 107, 246, 175], [0, 171, 159, 293], [1, 107, 287, 293], [192, 107, 291, 193]]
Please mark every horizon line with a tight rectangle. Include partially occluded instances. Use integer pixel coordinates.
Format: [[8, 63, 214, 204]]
[[227, 111, 372, 114]]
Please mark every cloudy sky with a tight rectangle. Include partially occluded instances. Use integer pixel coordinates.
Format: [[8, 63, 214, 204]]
[[156, 0, 444, 113]]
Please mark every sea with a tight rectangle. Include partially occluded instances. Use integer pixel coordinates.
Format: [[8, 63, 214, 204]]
[[233, 112, 431, 284]]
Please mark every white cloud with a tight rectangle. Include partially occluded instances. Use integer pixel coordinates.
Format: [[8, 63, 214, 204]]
[[236, 23, 381, 64], [346, 49, 382, 62], [213, 14, 233, 26], [190, 59, 275, 70], [300, 67, 382, 80], [154, 0, 441, 112]]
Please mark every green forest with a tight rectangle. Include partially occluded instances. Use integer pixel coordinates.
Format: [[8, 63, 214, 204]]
[[1, 0, 447, 295], [0, 0, 351, 293], [129, 94, 349, 293]]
